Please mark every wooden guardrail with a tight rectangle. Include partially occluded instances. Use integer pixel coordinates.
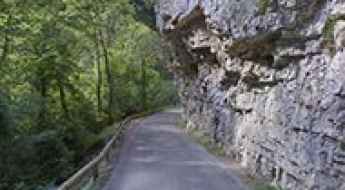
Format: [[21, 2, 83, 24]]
[[57, 113, 149, 190]]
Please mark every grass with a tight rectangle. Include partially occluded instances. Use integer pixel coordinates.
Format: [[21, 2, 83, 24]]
[[178, 121, 226, 157], [197, 134, 226, 157], [178, 121, 287, 190]]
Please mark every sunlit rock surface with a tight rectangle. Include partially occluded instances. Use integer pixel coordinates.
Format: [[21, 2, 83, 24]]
[[157, 0, 345, 189]]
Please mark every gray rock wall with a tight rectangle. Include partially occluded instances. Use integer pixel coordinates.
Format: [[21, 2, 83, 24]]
[[157, 0, 345, 189]]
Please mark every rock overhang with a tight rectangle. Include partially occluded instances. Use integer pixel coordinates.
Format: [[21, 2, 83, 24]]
[[156, 0, 335, 63], [156, 0, 345, 190], [157, 0, 328, 39]]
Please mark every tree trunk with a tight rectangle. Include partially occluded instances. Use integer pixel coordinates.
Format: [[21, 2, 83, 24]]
[[141, 59, 147, 111], [58, 80, 70, 119], [0, 14, 12, 66], [38, 77, 48, 128], [99, 30, 114, 123], [95, 31, 103, 115]]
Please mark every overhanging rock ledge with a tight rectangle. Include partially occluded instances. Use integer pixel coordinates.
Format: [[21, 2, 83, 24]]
[[157, 0, 345, 190]]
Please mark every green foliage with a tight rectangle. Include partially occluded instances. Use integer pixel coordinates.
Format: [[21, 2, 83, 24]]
[[258, 0, 270, 15], [0, 93, 12, 139], [185, 126, 226, 157], [131, 0, 156, 27], [322, 15, 345, 53], [0, 0, 176, 189], [323, 17, 337, 41]]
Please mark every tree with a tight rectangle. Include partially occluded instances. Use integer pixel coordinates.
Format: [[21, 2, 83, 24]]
[[0, 0, 177, 189]]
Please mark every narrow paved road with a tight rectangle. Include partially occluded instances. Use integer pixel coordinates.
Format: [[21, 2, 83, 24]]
[[102, 110, 249, 190]]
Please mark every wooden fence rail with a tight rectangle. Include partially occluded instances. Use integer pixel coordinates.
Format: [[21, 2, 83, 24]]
[[57, 113, 147, 190]]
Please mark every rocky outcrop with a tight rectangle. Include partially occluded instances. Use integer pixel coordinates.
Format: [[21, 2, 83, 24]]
[[156, 0, 345, 189]]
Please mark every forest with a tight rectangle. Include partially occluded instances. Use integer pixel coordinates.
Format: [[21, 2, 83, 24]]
[[0, 0, 177, 189]]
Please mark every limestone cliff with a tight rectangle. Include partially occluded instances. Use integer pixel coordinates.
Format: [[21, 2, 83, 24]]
[[156, 0, 345, 189]]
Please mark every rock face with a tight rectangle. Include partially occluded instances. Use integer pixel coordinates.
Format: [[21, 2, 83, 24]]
[[157, 0, 345, 189]]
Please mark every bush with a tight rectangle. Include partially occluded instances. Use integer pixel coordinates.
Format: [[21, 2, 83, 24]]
[[1, 131, 74, 190]]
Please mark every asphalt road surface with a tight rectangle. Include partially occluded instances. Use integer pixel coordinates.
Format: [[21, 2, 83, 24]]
[[102, 110, 249, 190]]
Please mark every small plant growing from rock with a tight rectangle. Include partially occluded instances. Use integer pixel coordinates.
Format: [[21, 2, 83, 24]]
[[258, 0, 270, 15], [322, 15, 345, 54], [322, 16, 337, 51], [323, 17, 337, 40]]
